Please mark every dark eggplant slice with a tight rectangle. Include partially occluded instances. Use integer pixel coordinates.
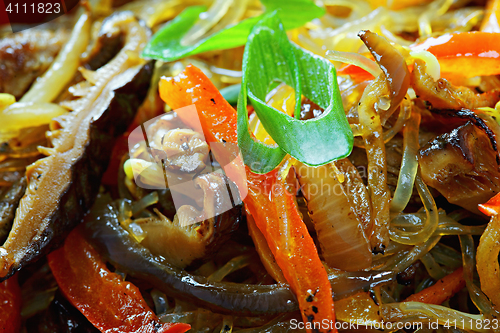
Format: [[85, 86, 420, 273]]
[[82, 197, 394, 315], [0, 177, 26, 244], [137, 173, 242, 269], [0, 12, 153, 280], [84, 197, 297, 316], [419, 109, 500, 214]]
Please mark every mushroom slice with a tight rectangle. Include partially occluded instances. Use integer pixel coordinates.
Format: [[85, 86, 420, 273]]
[[137, 173, 242, 269], [152, 128, 210, 173]]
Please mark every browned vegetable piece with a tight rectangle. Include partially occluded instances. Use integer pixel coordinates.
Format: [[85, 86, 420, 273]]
[[358, 29, 410, 116], [356, 76, 391, 253], [84, 30, 124, 71], [137, 173, 242, 269], [411, 59, 500, 110], [0, 12, 153, 280], [0, 29, 69, 99], [419, 110, 500, 215], [334, 158, 373, 235]]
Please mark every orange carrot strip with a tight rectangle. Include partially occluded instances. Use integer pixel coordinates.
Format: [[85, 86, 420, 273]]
[[404, 267, 465, 305]]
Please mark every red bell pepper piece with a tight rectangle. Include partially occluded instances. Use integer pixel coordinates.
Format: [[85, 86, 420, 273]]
[[411, 32, 500, 77], [339, 32, 500, 80], [159, 65, 335, 333], [101, 133, 129, 185], [48, 227, 190, 333], [0, 274, 21, 333], [479, 192, 500, 216], [337, 63, 375, 81]]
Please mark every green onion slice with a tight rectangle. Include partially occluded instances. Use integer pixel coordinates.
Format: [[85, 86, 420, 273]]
[[141, 0, 324, 62], [238, 11, 353, 173]]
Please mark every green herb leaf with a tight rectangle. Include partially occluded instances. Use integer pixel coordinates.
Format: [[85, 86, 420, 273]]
[[237, 11, 353, 173], [141, 0, 324, 62]]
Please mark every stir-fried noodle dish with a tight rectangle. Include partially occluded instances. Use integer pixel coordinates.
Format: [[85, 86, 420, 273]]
[[3, 0, 500, 332]]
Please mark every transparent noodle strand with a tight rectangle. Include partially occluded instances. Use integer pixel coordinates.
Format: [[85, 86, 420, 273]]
[[381, 302, 490, 332], [353, 96, 412, 148], [181, 0, 234, 46], [390, 103, 420, 213], [459, 235, 500, 320], [389, 174, 439, 245], [418, 0, 454, 36], [381, 236, 441, 273]]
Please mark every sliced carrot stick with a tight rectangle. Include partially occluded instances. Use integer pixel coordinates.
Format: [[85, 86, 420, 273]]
[[404, 267, 465, 305]]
